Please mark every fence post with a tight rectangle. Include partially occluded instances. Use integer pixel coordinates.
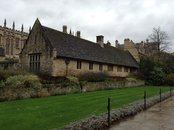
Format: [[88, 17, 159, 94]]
[[160, 88, 162, 102], [108, 97, 110, 128], [144, 91, 146, 110], [170, 87, 172, 97]]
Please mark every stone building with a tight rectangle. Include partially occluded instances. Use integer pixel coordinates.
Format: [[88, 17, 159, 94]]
[[116, 39, 158, 62], [0, 19, 28, 59], [124, 39, 140, 62], [135, 40, 158, 56], [20, 19, 139, 77]]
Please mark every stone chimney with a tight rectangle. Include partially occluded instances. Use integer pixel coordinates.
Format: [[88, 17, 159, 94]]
[[76, 31, 81, 38], [146, 39, 149, 43], [63, 25, 67, 33], [115, 40, 119, 48], [96, 35, 104, 48]]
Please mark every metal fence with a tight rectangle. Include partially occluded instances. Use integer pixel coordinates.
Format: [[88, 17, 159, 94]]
[[107, 87, 173, 128]]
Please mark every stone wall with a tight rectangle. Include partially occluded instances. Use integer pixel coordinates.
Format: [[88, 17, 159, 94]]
[[83, 79, 145, 92], [52, 58, 131, 77], [0, 79, 144, 102]]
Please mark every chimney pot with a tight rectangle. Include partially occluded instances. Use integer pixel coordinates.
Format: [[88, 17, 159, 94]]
[[115, 40, 119, 48], [146, 39, 149, 43], [63, 25, 67, 33], [76, 31, 81, 38]]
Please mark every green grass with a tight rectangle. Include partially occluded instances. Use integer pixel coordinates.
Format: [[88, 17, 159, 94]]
[[0, 86, 171, 130]]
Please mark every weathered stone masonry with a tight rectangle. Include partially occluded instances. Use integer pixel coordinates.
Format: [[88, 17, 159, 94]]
[[20, 19, 139, 77]]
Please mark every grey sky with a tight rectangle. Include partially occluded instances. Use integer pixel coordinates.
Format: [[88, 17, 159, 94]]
[[0, 0, 173, 52]]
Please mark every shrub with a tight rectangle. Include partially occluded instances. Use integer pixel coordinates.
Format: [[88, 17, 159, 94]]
[[5, 74, 41, 89], [79, 72, 108, 82], [165, 73, 174, 86], [0, 69, 29, 81], [37, 72, 68, 84], [0, 81, 5, 87], [128, 72, 144, 80], [147, 67, 165, 86], [58, 79, 80, 88]]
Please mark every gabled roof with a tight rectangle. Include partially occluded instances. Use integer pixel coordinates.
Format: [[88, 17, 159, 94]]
[[41, 25, 139, 68], [26, 19, 138, 68]]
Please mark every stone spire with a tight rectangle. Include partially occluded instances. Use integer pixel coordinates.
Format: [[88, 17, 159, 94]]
[[4, 19, 6, 27], [29, 26, 31, 32], [21, 24, 24, 32], [12, 21, 15, 30]]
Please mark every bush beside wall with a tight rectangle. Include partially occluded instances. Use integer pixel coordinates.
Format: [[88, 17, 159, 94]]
[[0, 71, 145, 101], [165, 73, 174, 86]]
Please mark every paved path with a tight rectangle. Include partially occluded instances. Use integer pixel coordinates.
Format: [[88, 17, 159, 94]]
[[111, 96, 174, 130]]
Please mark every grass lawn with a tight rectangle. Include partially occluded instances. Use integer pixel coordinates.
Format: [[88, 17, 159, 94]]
[[0, 86, 171, 130]]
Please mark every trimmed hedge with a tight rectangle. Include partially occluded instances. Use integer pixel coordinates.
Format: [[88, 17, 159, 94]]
[[79, 72, 108, 82]]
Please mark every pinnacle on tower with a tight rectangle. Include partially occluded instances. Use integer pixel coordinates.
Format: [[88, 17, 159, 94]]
[[4, 19, 6, 27], [69, 29, 72, 35], [21, 24, 24, 32], [12, 21, 15, 30], [29, 26, 32, 32]]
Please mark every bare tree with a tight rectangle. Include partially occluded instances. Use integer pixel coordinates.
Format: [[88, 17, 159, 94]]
[[149, 27, 170, 52]]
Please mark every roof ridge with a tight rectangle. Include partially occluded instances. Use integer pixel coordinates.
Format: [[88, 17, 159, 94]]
[[42, 25, 128, 53], [42, 25, 97, 44]]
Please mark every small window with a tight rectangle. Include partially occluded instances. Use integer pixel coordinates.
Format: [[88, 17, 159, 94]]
[[29, 53, 41, 72], [108, 65, 113, 71], [77, 61, 81, 69], [99, 64, 103, 71], [15, 38, 19, 49], [89, 62, 93, 70], [11, 41, 13, 55], [124, 67, 129, 72], [6, 38, 10, 55], [0, 34, 2, 45], [117, 66, 122, 72]]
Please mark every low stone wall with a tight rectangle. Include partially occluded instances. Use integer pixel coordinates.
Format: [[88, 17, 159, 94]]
[[83, 79, 145, 92], [0, 79, 144, 102], [0, 87, 42, 101], [0, 86, 80, 102], [62, 91, 173, 130]]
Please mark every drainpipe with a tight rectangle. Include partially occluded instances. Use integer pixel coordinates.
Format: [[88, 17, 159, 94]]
[[65, 59, 70, 76]]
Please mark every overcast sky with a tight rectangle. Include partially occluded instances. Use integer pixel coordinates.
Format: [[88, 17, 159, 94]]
[[0, 0, 173, 52]]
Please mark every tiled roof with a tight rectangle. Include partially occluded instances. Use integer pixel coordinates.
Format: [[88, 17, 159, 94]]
[[42, 26, 139, 68]]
